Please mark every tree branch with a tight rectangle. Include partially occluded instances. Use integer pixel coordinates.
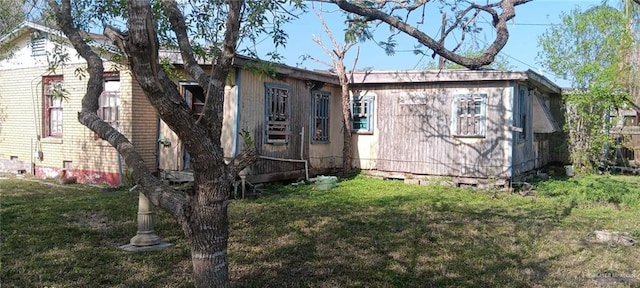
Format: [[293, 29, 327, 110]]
[[327, 0, 532, 69]]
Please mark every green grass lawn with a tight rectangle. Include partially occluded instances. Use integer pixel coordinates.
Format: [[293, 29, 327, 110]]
[[1, 174, 639, 287]]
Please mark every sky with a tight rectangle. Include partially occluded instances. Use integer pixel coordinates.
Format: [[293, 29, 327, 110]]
[[249, 0, 605, 88]]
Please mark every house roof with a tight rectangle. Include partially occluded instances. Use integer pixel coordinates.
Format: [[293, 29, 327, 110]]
[[0, 22, 64, 45], [1, 22, 560, 92], [350, 69, 562, 94], [0, 21, 119, 54], [159, 50, 339, 85]]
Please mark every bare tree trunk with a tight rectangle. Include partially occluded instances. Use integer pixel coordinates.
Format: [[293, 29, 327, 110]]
[[340, 82, 353, 173], [184, 174, 233, 287]]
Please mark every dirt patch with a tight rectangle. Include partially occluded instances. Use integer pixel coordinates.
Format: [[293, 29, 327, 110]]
[[63, 211, 110, 232]]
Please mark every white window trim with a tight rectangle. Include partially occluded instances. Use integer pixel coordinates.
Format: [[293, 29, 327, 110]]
[[450, 94, 487, 138]]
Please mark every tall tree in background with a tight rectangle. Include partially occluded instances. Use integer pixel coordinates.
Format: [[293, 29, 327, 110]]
[[0, 0, 45, 59], [0, 0, 48, 34], [538, 5, 632, 173], [0, 0, 26, 34], [310, 5, 360, 174], [617, 0, 640, 111], [324, 0, 532, 69]]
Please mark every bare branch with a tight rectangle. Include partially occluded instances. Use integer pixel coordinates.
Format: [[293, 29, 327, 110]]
[[325, 0, 533, 69], [161, 0, 212, 89], [229, 146, 258, 177]]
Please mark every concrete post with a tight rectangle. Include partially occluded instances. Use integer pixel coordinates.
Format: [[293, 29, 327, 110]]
[[129, 192, 161, 246], [120, 191, 171, 252]]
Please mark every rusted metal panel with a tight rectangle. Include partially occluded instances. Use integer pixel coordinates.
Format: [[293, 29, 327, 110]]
[[361, 81, 511, 179], [547, 92, 569, 163], [239, 70, 311, 175]]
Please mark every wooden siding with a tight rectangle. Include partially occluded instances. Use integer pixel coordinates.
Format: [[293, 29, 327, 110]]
[[239, 69, 309, 176], [308, 85, 343, 172], [157, 67, 344, 179], [512, 82, 535, 176], [157, 71, 237, 171], [353, 81, 512, 179]]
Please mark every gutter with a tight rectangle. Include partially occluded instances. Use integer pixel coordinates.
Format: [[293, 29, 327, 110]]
[[508, 80, 515, 187], [233, 68, 241, 157]]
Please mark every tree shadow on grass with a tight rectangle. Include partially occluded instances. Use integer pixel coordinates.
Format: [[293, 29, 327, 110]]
[[229, 191, 578, 287], [0, 186, 194, 288]]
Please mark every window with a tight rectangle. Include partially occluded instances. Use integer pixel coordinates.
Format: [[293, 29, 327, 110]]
[[311, 90, 330, 143], [265, 84, 290, 143], [43, 75, 64, 137], [183, 85, 205, 118], [350, 95, 374, 134], [451, 94, 486, 137], [517, 88, 528, 141], [98, 73, 121, 132], [31, 32, 47, 56]]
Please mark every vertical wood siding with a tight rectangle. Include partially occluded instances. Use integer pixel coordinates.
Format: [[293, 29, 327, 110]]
[[512, 83, 535, 176], [240, 70, 309, 175], [354, 81, 511, 179], [308, 85, 343, 172]]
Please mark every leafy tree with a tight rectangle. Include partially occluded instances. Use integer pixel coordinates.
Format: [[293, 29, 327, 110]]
[[46, 0, 301, 286], [0, 0, 46, 59], [537, 5, 633, 173], [0, 0, 26, 35]]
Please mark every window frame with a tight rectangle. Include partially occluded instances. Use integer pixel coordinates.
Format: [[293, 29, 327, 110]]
[[264, 83, 291, 144], [350, 95, 374, 134], [182, 84, 205, 118], [99, 72, 121, 130], [43, 75, 64, 138], [450, 93, 487, 138], [517, 87, 528, 141], [311, 90, 330, 143], [31, 32, 47, 56]]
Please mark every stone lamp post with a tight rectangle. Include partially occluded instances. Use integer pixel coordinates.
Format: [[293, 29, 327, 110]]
[[120, 190, 171, 252]]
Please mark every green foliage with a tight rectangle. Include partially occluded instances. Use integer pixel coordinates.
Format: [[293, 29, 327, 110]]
[[46, 79, 70, 102], [239, 128, 254, 148], [538, 5, 632, 89], [3, 175, 640, 287], [537, 5, 633, 173], [534, 174, 640, 206], [344, 16, 373, 44], [58, 0, 306, 65], [46, 39, 71, 74], [242, 59, 279, 79], [160, 57, 184, 79], [0, 0, 25, 35]]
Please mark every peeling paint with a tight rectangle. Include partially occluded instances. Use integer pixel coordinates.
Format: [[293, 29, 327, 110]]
[[34, 166, 120, 187]]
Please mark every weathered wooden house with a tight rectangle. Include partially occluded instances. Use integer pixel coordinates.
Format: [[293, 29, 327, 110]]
[[348, 69, 565, 186], [1, 22, 567, 187], [156, 53, 345, 183], [0, 23, 346, 185]]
